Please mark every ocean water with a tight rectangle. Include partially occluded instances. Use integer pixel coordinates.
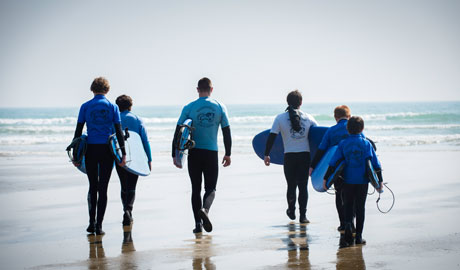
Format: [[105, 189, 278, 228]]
[[0, 102, 459, 157]]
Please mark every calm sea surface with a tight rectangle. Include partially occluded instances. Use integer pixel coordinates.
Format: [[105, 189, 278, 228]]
[[1, 102, 459, 156]]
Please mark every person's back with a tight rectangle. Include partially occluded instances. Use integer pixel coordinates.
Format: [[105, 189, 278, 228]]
[[178, 96, 228, 151], [336, 134, 380, 184], [272, 110, 317, 153], [79, 95, 119, 144], [325, 116, 383, 247], [115, 94, 152, 226], [172, 77, 232, 234]]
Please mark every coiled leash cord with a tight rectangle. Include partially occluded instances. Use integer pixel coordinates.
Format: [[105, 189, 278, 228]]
[[376, 182, 395, 214]]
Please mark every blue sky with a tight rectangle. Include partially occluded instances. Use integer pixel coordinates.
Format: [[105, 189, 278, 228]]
[[0, 0, 459, 107]]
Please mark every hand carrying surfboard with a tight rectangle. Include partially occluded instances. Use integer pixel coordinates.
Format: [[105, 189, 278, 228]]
[[174, 119, 195, 169], [66, 134, 87, 174]]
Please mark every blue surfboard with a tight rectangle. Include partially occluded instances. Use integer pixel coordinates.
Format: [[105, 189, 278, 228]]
[[366, 159, 381, 190], [174, 119, 195, 168], [252, 126, 329, 165], [311, 145, 339, 192], [66, 134, 87, 174], [109, 130, 150, 176]]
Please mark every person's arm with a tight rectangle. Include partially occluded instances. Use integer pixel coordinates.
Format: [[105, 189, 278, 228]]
[[172, 125, 181, 158], [73, 122, 84, 139], [264, 115, 281, 166], [263, 133, 277, 166], [222, 126, 232, 167]]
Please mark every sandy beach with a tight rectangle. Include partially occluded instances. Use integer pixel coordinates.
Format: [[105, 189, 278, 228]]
[[0, 148, 459, 270]]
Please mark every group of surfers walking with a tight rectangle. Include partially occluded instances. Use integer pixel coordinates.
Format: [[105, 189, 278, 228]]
[[72, 76, 383, 248]]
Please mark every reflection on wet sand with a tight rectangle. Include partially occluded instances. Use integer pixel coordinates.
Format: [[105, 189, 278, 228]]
[[122, 224, 135, 253], [281, 222, 311, 269], [87, 234, 106, 270], [192, 233, 216, 270], [336, 235, 366, 270]]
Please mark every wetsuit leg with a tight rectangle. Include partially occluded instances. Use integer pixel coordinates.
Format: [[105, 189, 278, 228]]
[[85, 146, 98, 225], [295, 152, 310, 217], [335, 186, 345, 227], [202, 150, 218, 211], [188, 149, 204, 224], [116, 164, 139, 212], [283, 153, 298, 212], [342, 183, 355, 227], [354, 183, 368, 236], [85, 144, 114, 226]]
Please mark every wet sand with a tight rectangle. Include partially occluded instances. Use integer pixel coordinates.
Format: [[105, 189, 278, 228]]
[[0, 149, 459, 269]]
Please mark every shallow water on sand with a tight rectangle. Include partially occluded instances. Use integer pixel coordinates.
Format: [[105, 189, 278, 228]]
[[0, 150, 460, 269]]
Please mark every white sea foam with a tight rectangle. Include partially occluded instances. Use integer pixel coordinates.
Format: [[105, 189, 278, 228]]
[[0, 117, 76, 125]]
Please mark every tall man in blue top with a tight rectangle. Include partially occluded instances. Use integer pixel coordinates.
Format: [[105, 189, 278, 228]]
[[172, 77, 232, 234]]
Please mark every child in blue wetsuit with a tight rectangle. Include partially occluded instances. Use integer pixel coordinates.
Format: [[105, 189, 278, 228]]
[[172, 77, 232, 234], [323, 116, 383, 246], [73, 77, 127, 235], [310, 105, 351, 231], [115, 95, 152, 226]]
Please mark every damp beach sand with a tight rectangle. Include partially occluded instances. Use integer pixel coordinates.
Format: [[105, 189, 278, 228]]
[[0, 150, 459, 269]]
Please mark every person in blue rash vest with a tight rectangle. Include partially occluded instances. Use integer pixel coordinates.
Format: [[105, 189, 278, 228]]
[[264, 90, 318, 224], [115, 95, 152, 226], [310, 105, 351, 231], [73, 77, 127, 235], [323, 116, 383, 246], [172, 77, 232, 234]]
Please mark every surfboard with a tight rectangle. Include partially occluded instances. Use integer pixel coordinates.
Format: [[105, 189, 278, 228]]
[[252, 129, 284, 165], [252, 126, 329, 165], [66, 134, 87, 174], [366, 159, 381, 190], [109, 130, 150, 176], [325, 160, 345, 190], [174, 119, 195, 168], [311, 145, 339, 192]]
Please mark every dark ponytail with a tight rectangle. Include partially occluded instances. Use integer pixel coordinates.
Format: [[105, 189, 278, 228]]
[[286, 105, 301, 132], [286, 90, 302, 132]]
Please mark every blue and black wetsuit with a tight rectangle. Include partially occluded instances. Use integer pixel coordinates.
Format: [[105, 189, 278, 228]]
[[172, 97, 232, 227], [115, 110, 152, 223], [74, 94, 126, 231], [326, 134, 382, 240]]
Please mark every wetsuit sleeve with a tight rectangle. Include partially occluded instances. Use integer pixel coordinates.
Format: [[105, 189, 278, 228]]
[[264, 133, 277, 156], [114, 123, 126, 155], [310, 149, 326, 169], [73, 122, 84, 140], [172, 125, 181, 158], [139, 119, 152, 162], [222, 126, 232, 156], [369, 144, 381, 171]]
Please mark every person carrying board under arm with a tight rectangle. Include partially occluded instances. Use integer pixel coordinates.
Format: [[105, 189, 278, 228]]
[[73, 77, 127, 235], [172, 77, 232, 234], [264, 90, 318, 223], [115, 95, 152, 226]]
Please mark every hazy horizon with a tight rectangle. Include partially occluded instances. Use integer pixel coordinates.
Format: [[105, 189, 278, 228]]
[[1, 0, 459, 107]]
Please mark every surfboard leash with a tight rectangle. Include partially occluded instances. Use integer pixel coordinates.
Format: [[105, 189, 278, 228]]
[[376, 182, 395, 214]]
